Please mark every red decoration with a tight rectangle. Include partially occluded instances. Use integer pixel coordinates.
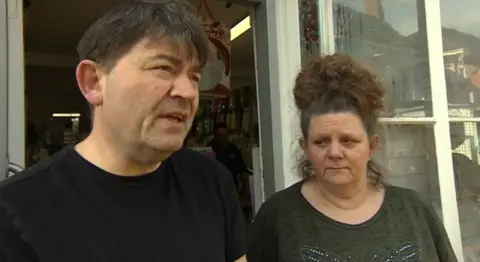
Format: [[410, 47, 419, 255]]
[[300, 0, 319, 50]]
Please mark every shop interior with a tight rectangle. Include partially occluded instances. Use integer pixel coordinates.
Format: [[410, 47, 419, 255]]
[[23, 0, 258, 220]]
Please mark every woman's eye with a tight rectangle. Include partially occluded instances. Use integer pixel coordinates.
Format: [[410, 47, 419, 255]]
[[191, 74, 201, 83], [151, 65, 173, 72]]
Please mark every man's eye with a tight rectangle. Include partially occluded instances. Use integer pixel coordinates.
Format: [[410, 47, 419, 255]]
[[342, 139, 357, 146]]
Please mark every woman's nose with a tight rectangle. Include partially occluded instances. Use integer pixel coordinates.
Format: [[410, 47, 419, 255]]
[[327, 141, 344, 160]]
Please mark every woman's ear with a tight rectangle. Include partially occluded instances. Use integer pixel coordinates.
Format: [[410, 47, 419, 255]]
[[299, 138, 307, 152], [369, 135, 380, 157], [300, 138, 312, 160]]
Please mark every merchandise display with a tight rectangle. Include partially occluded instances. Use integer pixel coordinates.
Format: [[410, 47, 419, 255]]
[[192, 86, 256, 149]]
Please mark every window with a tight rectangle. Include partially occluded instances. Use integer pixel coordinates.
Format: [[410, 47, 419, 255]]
[[299, 0, 440, 200], [298, 0, 465, 258], [376, 124, 440, 213], [440, 0, 480, 260], [299, 0, 433, 117]]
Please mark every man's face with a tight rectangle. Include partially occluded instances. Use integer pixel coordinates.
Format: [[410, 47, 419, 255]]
[[215, 128, 229, 145], [82, 37, 201, 159]]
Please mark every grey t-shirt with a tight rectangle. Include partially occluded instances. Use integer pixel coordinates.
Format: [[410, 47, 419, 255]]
[[247, 181, 457, 262]]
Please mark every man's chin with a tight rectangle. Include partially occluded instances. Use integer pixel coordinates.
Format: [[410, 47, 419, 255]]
[[134, 143, 182, 165], [150, 139, 184, 153]]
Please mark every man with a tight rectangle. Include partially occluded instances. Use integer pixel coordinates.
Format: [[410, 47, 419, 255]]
[[209, 124, 248, 192], [0, 1, 246, 261]]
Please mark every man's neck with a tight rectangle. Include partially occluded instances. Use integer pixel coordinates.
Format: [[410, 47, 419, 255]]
[[214, 141, 229, 150], [75, 132, 161, 177]]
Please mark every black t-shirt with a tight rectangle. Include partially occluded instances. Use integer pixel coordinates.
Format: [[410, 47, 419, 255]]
[[0, 147, 246, 262]]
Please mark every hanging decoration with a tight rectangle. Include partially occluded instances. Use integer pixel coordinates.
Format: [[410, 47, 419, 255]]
[[300, 0, 319, 51], [22, 0, 32, 22], [196, 0, 231, 97]]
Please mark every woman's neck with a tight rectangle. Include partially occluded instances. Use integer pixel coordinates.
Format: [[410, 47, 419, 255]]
[[302, 177, 385, 225], [310, 177, 375, 210]]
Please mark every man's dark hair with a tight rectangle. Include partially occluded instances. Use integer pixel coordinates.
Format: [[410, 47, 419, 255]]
[[77, 0, 211, 72]]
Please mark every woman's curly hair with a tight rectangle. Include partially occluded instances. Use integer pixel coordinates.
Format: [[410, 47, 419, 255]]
[[294, 53, 386, 186]]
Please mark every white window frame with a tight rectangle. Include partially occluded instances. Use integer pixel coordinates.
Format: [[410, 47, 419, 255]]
[[424, 1, 463, 260], [316, 0, 463, 260]]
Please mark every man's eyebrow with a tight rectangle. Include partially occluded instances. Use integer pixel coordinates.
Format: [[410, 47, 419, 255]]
[[148, 54, 182, 65], [148, 54, 201, 73]]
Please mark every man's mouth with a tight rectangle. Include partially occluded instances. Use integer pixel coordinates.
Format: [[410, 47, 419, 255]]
[[160, 112, 187, 123]]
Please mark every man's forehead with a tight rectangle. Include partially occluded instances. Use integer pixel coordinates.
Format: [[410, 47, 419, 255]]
[[139, 37, 200, 65]]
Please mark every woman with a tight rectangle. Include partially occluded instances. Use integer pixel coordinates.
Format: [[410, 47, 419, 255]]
[[247, 54, 457, 262]]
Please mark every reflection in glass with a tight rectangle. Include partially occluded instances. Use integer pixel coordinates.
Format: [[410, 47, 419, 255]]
[[376, 124, 441, 215], [299, 0, 433, 117], [299, 0, 321, 65], [440, 1, 480, 118], [450, 122, 480, 261]]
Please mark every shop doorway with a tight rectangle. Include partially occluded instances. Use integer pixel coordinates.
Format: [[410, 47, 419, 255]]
[[2, 0, 264, 220]]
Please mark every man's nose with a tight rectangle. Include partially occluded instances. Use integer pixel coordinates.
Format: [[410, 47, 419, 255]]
[[170, 74, 198, 100]]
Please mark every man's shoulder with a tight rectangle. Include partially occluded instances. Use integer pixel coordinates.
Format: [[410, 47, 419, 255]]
[[0, 149, 73, 201], [172, 147, 223, 168], [170, 148, 232, 181], [228, 142, 241, 151]]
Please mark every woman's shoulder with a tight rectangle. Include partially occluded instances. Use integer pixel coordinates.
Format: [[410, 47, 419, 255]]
[[386, 185, 428, 204], [384, 185, 440, 218], [253, 181, 304, 220], [263, 181, 304, 207], [386, 185, 423, 199]]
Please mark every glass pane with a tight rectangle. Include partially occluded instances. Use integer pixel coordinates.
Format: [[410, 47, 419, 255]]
[[440, 1, 480, 118], [450, 122, 480, 261], [376, 124, 441, 216], [299, 0, 433, 117], [299, 0, 321, 65]]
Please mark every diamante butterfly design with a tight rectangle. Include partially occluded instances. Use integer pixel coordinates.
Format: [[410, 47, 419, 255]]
[[301, 242, 421, 262]]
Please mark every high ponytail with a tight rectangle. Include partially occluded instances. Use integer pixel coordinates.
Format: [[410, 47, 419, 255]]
[[293, 53, 386, 185]]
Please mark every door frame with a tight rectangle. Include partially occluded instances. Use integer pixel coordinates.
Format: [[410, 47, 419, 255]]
[[0, 0, 25, 180], [0, 0, 8, 180], [250, 0, 302, 201]]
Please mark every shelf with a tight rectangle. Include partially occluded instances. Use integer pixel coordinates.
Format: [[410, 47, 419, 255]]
[[200, 91, 227, 100]]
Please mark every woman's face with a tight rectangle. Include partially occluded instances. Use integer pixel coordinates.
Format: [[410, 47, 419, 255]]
[[301, 112, 379, 186]]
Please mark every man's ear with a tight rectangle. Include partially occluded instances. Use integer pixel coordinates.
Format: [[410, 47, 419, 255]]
[[76, 60, 105, 107]]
